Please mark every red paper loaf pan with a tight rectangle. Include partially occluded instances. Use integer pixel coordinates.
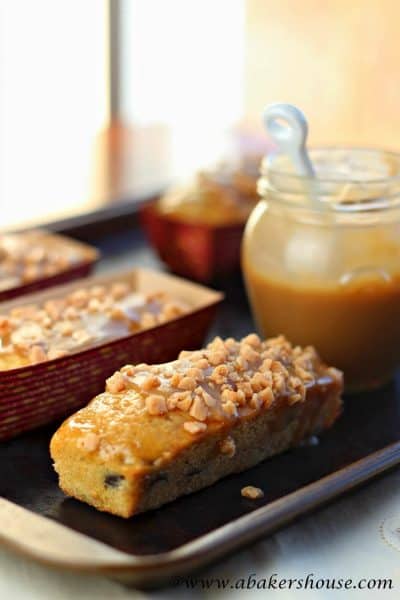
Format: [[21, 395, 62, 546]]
[[0, 230, 99, 302], [140, 203, 245, 282], [0, 268, 223, 441]]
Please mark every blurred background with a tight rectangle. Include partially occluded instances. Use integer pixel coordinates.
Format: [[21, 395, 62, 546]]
[[1, 0, 400, 230]]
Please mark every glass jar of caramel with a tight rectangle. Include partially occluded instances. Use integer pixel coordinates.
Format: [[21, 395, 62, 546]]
[[242, 148, 400, 391]]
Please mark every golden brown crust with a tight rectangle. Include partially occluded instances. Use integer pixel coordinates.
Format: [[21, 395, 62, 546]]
[[50, 335, 343, 518]]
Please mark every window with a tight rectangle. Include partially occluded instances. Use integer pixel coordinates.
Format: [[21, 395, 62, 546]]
[[0, 0, 245, 229], [0, 0, 107, 228]]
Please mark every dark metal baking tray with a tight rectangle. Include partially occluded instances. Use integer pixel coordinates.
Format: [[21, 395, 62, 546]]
[[0, 230, 399, 587]]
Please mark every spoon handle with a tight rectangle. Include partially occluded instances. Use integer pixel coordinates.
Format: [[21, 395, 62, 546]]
[[263, 103, 315, 177]]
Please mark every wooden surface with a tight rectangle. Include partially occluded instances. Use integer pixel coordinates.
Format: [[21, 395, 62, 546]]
[[1, 230, 400, 597]]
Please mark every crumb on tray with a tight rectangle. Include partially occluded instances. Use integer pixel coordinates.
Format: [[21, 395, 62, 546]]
[[241, 485, 264, 500]]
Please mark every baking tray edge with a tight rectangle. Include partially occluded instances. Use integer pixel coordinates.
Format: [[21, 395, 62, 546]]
[[0, 440, 399, 586]]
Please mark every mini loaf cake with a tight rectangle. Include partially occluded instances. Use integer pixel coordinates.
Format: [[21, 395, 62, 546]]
[[0, 283, 188, 370], [157, 173, 253, 226], [50, 334, 343, 517], [0, 230, 95, 292]]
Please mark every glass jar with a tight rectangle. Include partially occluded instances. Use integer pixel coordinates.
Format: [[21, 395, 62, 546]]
[[242, 148, 400, 392]]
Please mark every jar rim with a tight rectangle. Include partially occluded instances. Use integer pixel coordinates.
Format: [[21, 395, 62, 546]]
[[262, 146, 400, 185], [258, 147, 400, 215]]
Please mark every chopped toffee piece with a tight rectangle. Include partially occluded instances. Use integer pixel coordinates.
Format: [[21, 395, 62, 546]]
[[241, 486, 264, 500]]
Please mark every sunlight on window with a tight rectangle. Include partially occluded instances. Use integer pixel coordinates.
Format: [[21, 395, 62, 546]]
[[0, 0, 245, 229], [0, 0, 108, 228], [121, 0, 245, 176]]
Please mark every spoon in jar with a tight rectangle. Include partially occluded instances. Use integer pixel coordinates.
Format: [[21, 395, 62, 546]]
[[263, 103, 324, 210], [263, 103, 332, 276]]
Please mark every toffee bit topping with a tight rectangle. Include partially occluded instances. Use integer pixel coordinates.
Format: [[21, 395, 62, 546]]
[[240, 343, 259, 364], [176, 394, 193, 411], [91, 285, 106, 300], [221, 389, 237, 403], [241, 485, 264, 500], [208, 350, 227, 366], [121, 364, 136, 376], [249, 394, 262, 410], [87, 298, 101, 313], [0, 282, 188, 369], [222, 400, 238, 417], [187, 367, 203, 380], [170, 373, 181, 387], [178, 376, 197, 391], [142, 375, 161, 391], [145, 394, 167, 415], [109, 307, 126, 321], [183, 421, 207, 435], [29, 344, 47, 364], [210, 364, 228, 384], [0, 316, 11, 336], [0, 231, 90, 291], [200, 389, 216, 407], [195, 358, 209, 370], [70, 289, 89, 308], [59, 321, 74, 336], [259, 387, 274, 407], [111, 282, 130, 300], [140, 312, 157, 328], [242, 333, 262, 349], [106, 372, 126, 394], [189, 396, 208, 421], [102, 334, 342, 435], [162, 303, 183, 319], [219, 436, 236, 457]]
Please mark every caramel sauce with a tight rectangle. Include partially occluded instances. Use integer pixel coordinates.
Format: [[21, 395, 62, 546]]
[[243, 257, 400, 390]]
